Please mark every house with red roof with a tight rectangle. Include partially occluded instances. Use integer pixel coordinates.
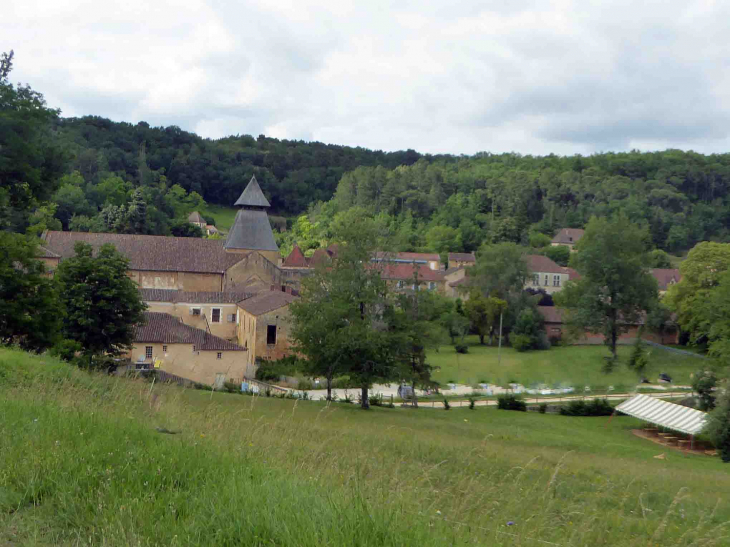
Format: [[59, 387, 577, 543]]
[[525, 254, 569, 294]]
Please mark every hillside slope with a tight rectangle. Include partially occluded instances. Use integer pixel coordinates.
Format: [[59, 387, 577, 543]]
[[2, 348, 728, 546]]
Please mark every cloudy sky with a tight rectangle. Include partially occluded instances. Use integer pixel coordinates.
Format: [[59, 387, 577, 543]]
[[5, 0, 730, 155]]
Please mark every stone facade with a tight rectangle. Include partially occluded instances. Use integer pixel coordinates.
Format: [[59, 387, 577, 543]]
[[144, 301, 240, 340], [236, 292, 297, 366]]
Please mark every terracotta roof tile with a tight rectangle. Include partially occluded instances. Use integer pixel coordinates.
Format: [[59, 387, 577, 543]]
[[237, 291, 298, 316], [448, 252, 475, 263], [651, 268, 681, 290], [308, 248, 332, 266], [139, 289, 254, 304], [134, 312, 244, 351], [378, 263, 445, 282], [526, 254, 565, 274], [282, 245, 308, 268], [187, 211, 205, 223], [42, 231, 244, 274]]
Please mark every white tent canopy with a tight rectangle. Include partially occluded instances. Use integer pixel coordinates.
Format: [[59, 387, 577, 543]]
[[616, 394, 708, 436]]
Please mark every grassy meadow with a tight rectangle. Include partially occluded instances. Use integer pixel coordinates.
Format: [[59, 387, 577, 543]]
[[2, 347, 730, 546], [429, 336, 705, 389], [199, 204, 238, 232]]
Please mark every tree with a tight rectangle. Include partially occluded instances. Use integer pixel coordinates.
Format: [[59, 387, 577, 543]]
[[692, 369, 717, 411], [554, 215, 658, 363], [707, 387, 730, 462], [464, 293, 507, 345], [468, 242, 530, 299], [648, 249, 672, 269], [511, 307, 544, 350], [425, 225, 462, 255], [0, 232, 61, 351], [169, 219, 204, 238], [0, 51, 67, 228], [544, 245, 570, 267], [56, 242, 146, 367], [290, 218, 400, 408], [126, 189, 148, 233], [666, 242, 730, 346]]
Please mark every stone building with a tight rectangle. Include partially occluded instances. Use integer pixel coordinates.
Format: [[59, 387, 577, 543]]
[[448, 252, 476, 268], [551, 228, 585, 251], [525, 254, 569, 294], [236, 291, 298, 366], [126, 311, 248, 387]]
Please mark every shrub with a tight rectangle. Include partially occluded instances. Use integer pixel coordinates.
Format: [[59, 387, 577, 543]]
[[497, 394, 526, 411], [511, 334, 533, 352], [539, 403, 548, 414], [692, 369, 718, 411], [559, 398, 614, 416], [443, 399, 451, 410], [296, 378, 314, 391], [535, 332, 551, 351], [455, 344, 469, 354], [223, 380, 240, 394], [549, 335, 562, 347], [468, 397, 476, 410], [255, 355, 302, 382]]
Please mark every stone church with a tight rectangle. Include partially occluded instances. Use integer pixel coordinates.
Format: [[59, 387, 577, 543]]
[[40, 176, 303, 385]]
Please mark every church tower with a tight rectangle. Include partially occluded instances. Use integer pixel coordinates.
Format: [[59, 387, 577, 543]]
[[224, 175, 280, 264]]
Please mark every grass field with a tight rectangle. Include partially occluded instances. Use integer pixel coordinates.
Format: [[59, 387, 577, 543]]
[[199, 204, 238, 232], [429, 336, 706, 389], [2, 348, 729, 546]]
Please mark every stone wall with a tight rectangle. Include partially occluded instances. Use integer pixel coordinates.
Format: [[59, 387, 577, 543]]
[[144, 301, 239, 340], [237, 305, 293, 366]]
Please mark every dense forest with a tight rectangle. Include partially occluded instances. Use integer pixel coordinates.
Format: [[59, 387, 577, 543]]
[[4, 48, 730, 254]]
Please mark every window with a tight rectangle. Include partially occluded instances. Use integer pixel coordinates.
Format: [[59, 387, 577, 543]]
[[397, 280, 404, 289], [227, 313, 236, 323], [551, 328, 561, 334], [544, 274, 549, 286], [211, 308, 221, 323], [429, 282, 436, 290], [532, 274, 539, 286], [553, 275, 560, 287], [569, 236, 573, 242], [191, 307, 201, 316], [145, 346, 153, 359], [192, 345, 196, 352], [217, 352, 222, 360], [162, 345, 167, 353], [267, 325, 277, 345]]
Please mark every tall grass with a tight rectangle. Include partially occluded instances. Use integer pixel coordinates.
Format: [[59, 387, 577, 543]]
[[2, 348, 729, 546]]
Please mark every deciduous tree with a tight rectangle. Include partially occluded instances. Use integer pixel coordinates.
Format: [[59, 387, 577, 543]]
[[56, 242, 146, 367]]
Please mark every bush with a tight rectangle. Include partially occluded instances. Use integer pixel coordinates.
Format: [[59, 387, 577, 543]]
[[497, 394, 526, 411], [468, 397, 476, 410], [455, 344, 469, 354], [255, 355, 302, 382], [443, 398, 451, 410], [511, 334, 533, 352], [559, 398, 614, 416], [222, 380, 240, 393], [297, 378, 314, 390], [539, 403, 548, 414], [692, 369, 718, 411], [535, 331, 551, 351]]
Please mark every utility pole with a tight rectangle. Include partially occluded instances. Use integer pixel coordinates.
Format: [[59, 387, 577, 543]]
[[497, 311, 503, 366]]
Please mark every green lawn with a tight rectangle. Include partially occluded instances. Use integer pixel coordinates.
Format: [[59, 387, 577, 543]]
[[429, 336, 706, 389], [2, 348, 728, 546], [199, 203, 238, 232]]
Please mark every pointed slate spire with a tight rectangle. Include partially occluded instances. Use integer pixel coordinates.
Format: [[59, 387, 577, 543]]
[[224, 175, 278, 252], [234, 175, 271, 208]]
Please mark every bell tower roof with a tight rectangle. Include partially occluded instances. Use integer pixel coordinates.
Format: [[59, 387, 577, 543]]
[[234, 175, 271, 208]]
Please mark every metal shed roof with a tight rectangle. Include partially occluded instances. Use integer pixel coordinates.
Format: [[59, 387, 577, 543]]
[[616, 394, 708, 435]]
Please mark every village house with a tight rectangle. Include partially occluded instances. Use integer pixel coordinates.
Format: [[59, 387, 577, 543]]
[[551, 228, 584, 251], [651, 268, 682, 295], [448, 252, 476, 268], [125, 311, 248, 387], [187, 211, 219, 237], [526, 254, 569, 294], [372, 251, 442, 271], [237, 290, 298, 367], [537, 306, 679, 345]]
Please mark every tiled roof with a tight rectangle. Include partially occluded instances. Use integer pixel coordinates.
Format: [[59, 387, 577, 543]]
[[282, 244, 309, 268], [378, 263, 445, 282], [551, 228, 585, 245], [234, 175, 271, 208], [526, 254, 565, 274], [42, 231, 244, 273], [237, 291, 298, 316], [188, 211, 205, 223], [537, 306, 564, 324], [37, 245, 60, 258], [448, 252, 475, 263], [563, 267, 581, 281], [134, 312, 244, 351], [373, 251, 440, 263], [139, 289, 253, 304], [651, 268, 681, 290], [308, 248, 332, 266], [449, 277, 471, 288], [224, 209, 279, 252]]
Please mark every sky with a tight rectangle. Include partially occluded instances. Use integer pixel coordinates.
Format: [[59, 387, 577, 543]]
[[5, 0, 730, 155]]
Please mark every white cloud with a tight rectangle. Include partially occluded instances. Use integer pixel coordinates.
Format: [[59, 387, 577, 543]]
[[4, 0, 730, 154]]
